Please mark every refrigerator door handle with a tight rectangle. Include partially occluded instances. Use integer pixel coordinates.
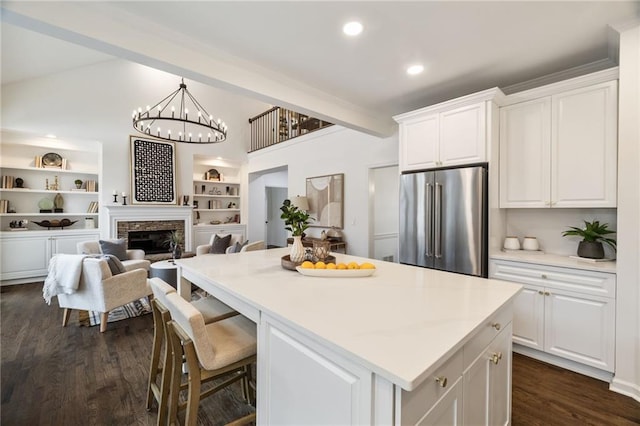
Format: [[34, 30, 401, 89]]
[[434, 182, 442, 259], [425, 183, 433, 257]]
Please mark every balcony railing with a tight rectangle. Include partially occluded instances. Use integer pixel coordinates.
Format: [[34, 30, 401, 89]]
[[248, 107, 333, 152]]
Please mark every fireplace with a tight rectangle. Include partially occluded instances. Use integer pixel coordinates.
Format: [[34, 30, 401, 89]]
[[105, 205, 193, 252], [128, 230, 175, 254]]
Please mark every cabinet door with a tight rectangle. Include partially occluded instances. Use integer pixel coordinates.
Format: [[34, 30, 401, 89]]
[[512, 285, 544, 350], [462, 324, 512, 426], [259, 315, 372, 425], [51, 232, 100, 255], [0, 235, 51, 280], [399, 113, 439, 171], [440, 102, 486, 166], [499, 98, 551, 208], [544, 288, 615, 372], [417, 378, 463, 426], [551, 80, 618, 207]]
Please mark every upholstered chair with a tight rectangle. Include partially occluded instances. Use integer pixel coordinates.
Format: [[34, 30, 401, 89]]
[[57, 257, 151, 332], [146, 278, 239, 425], [225, 240, 266, 254], [195, 233, 245, 256], [77, 239, 151, 271], [164, 292, 257, 426]]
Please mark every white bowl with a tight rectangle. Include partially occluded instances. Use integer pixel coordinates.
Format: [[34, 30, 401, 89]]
[[503, 236, 521, 250]]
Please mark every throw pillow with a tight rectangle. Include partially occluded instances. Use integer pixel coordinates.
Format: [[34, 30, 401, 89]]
[[101, 254, 127, 275], [228, 240, 249, 253], [209, 234, 232, 254], [99, 239, 128, 261]]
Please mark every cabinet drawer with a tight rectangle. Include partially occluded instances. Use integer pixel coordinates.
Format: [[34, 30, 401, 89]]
[[400, 349, 463, 425], [490, 260, 615, 298], [463, 304, 513, 370]]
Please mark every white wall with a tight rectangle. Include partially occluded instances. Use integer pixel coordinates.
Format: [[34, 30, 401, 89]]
[[248, 126, 398, 257], [1, 59, 270, 236], [371, 166, 399, 261], [611, 22, 640, 402]]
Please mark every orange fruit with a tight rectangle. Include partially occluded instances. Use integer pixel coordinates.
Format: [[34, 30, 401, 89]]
[[326, 263, 337, 270], [336, 263, 348, 270], [315, 261, 326, 269], [347, 262, 359, 270], [301, 261, 315, 269], [360, 262, 376, 269]]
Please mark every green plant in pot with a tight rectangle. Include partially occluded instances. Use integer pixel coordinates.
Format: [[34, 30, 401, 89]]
[[562, 220, 616, 259], [280, 199, 313, 263], [164, 230, 183, 261]]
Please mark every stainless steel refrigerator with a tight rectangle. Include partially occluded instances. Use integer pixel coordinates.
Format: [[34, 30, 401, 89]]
[[399, 164, 488, 277]]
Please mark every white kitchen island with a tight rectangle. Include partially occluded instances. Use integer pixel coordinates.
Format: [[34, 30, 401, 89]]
[[176, 248, 522, 425]]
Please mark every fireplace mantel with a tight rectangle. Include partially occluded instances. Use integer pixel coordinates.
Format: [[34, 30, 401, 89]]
[[105, 205, 193, 251]]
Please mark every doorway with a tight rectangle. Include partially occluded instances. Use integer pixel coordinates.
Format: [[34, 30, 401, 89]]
[[265, 186, 288, 248], [368, 164, 399, 261]]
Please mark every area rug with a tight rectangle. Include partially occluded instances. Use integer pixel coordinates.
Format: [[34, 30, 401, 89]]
[[78, 297, 152, 327]]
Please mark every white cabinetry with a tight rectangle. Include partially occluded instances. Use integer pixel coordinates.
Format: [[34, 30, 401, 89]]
[[396, 306, 513, 425], [489, 259, 615, 373], [500, 78, 618, 208], [1, 230, 100, 283], [395, 89, 502, 172], [192, 224, 246, 248], [191, 160, 242, 227]]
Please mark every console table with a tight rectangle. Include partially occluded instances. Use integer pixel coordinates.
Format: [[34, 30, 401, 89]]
[[286, 237, 347, 254]]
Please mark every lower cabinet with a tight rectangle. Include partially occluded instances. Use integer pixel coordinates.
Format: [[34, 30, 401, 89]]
[[192, 224, 246, 249], [489, 259, 615, 373], [0, 230, 100, 283]]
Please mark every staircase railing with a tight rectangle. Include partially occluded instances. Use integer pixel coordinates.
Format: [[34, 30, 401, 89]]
[[248, 107, 333, 152]]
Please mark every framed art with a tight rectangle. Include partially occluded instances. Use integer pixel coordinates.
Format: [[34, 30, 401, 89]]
[[306, 173, 344, 228], [130, 136, 177, 204]]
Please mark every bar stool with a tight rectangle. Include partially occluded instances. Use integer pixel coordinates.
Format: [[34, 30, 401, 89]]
[[147, 278, 239, 425], [164, 292, 257, 426]]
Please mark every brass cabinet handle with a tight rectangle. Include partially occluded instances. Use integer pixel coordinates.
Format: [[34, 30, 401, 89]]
[[491, 352, 503, 365], [538, 290, 544, 295], [541, 274, 547, 279], [491, 322, 501, 331], [435, 376, 448, 388], [544, 291, 551, 296]]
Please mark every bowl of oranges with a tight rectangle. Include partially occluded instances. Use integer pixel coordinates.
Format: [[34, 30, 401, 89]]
[[295, 260, 376, 277]]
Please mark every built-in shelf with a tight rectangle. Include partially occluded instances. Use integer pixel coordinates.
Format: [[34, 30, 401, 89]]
[[0, 165, 98, 174], [192, 194, 239, 199], [193, 179, 240, 185], [193, 209, 240, 212], [0, 188, 98, 195], [0, 212, 99, 217]]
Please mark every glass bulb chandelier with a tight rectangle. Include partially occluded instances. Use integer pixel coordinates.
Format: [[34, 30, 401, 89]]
[[132, 78, 227, 144]]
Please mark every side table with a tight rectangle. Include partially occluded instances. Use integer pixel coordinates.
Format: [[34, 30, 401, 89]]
[[149, 260, 178, 288]]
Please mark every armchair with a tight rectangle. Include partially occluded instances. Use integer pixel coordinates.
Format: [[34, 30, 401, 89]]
[[195, 233, 245, 256], [77, 240, 151, 271], [58, 257, 151, 332]]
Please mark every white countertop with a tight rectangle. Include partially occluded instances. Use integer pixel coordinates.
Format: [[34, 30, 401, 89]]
[[176, 248, 522, 391], [490, 250, 617, 273]]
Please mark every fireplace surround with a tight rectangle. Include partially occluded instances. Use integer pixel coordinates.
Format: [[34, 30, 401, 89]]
[[105, 205, 193, 251]]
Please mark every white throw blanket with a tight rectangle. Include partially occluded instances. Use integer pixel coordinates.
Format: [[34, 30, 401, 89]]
[[43, 254, 86, 304]]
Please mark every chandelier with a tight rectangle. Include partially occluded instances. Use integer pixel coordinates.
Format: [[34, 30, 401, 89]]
[[132, 78, 227, 144]]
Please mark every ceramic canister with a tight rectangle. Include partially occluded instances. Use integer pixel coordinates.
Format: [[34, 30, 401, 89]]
[[522, 237, 540, 251], [503, 236, 521, 250]]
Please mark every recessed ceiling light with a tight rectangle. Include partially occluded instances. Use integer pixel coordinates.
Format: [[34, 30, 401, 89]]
[[343, 21, 363, 36], [45, 134, 57, 139], [407, 65, 424, 76]]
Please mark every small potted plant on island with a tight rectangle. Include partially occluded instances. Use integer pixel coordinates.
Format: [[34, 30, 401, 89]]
[[280, 199, 313, 263], [164, 230, 183, 262], [562, 220, 616, 259], [74, 179, 83, 189]]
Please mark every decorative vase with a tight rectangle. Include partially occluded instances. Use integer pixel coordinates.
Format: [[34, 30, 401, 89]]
[[290, 235, 305, 263], [577, 241, 604, 259], [171, 243, 183, 260]]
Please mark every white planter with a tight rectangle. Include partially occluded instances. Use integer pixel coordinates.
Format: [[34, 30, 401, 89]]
[[290, 235, 306, 263]]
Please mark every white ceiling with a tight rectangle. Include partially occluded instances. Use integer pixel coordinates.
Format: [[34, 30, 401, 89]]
[[2, 1, 639, 136]]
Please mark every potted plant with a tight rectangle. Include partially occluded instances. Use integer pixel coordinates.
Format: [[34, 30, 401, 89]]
[[280, 199, 313, 262], [74, 179, 83, 189], [562, 220, 616, 259], [164, 230, 183, 261]]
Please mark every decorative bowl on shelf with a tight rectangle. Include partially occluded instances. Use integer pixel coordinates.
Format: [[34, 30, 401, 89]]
[[33, 219, 77, 229]]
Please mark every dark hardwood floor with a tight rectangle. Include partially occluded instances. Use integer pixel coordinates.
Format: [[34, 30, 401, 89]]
[[2, 282, 639, 425]]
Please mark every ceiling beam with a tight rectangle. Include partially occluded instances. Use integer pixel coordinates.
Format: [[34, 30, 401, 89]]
[[1, 2, 396, 137]]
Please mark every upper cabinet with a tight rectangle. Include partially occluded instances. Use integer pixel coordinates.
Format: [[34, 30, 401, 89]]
[[394, 88, 503, 172], [500, 73, 618, 208]]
